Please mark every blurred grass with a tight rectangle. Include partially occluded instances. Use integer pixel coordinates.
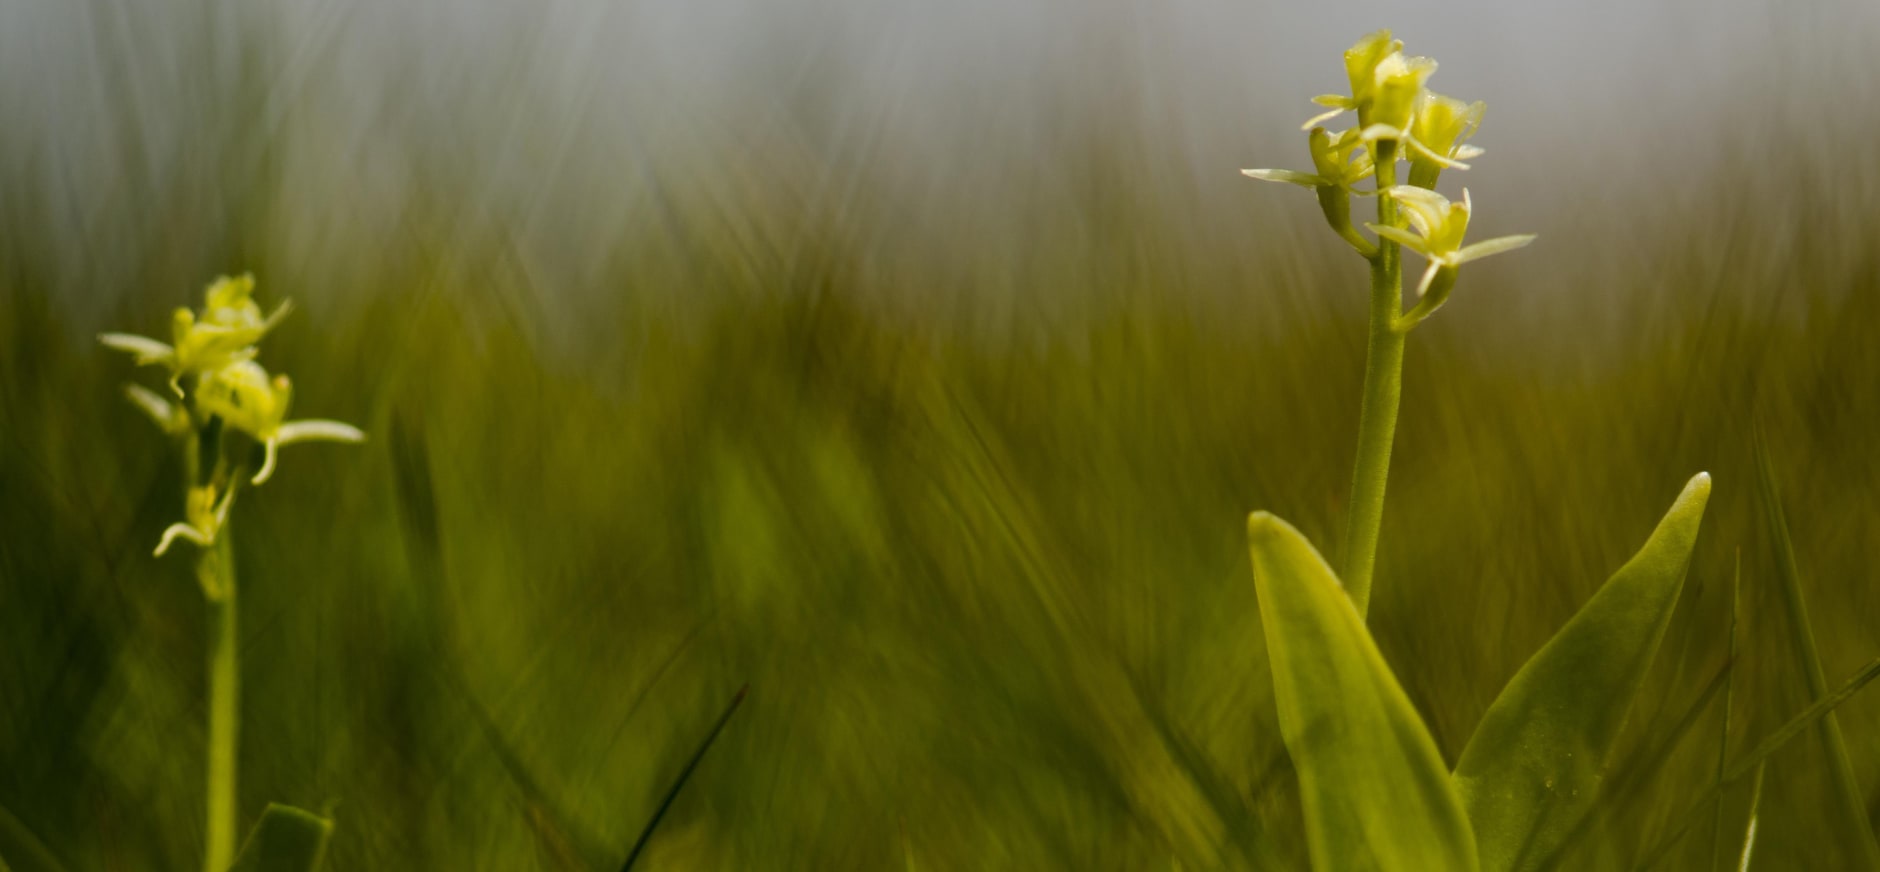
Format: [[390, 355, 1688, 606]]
[[5, 8, 1880, 869]]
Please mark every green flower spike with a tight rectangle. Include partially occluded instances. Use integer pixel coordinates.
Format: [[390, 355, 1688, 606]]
[[1244, 126, 1379, 256], [1367, 186, 1536, 327], [99, 274, 292, 394], [154, 482, 237, 557], [1406, 92, 1486, 188], [195, 361, 367, 486]]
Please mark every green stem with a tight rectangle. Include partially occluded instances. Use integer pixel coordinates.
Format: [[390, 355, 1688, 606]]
[[1340, 142, 1405, 618], [201, 521, 239, 872]]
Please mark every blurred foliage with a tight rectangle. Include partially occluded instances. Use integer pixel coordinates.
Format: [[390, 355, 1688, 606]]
[[4, 6, 1880, 869]]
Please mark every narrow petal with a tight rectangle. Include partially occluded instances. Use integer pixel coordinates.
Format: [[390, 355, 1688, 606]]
[[1415, 262, 1442, 299], [154, 523, 211, 557], [1407, 136, 1472, 170], [98, 333, 176, 366], [1243, 169, 1328, 187], [1366, 224, 1434, 256], [1357, 123, 1406, 143], [1300, 106, 1347, 131], [252, 438, 280, 485], [1311, 94, 1356, 108], [1453, 234, 1539, 264], [277, 419, 368, 445], [1452, 145, 1486, 161], [260, 298, 295, 331], [123, 384, 184, 434]]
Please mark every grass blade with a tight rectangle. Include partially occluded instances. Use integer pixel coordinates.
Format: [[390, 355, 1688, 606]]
[[1634, 654, 1880, 868], [0, 805, 64, 872], [1453, 473, 1710, 872], [621, 683, 749, 871], [1752, 426, 1880, 867], [1246, 512, 1477, 872], [229, 804, 333, 872], [1709, 552, 1743, 872]]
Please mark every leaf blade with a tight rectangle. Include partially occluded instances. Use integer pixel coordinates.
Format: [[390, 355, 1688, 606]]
[[1247, 511, 1477, 872], [1452, 472, 1711, 872]]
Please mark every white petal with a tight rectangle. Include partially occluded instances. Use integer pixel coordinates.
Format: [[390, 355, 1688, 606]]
[[1453, 234, 1538, 264], [123, 384, 181, 433], [1407, 136, 1471, 170], [1415, 262, 1442, 299], [277, 419, 368, 445], [1367, 223, 1433, 256], [98, 333, 175, 365], [154, 523, 210, 556], [251, 438, 280, 485], [1300, 106, 1347, 130], [1242, 168, 1326, 187], [1357, 123, 1407, 143]]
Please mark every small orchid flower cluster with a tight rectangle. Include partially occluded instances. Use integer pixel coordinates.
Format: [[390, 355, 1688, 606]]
[[101, 275, 364, 560], [1244, 29, 1534, 327]]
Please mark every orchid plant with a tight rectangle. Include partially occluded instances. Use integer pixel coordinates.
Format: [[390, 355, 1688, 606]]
[[1243, 28, 1534, 614], [1234, 31, 1880, 872], [101, 274, 359, 872]]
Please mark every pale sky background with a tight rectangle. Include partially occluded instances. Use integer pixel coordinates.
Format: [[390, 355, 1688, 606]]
[[2, 0, 1876, 331]]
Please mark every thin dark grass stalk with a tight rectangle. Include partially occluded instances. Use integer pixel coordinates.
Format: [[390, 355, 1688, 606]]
[[620, 683, 750, 871]]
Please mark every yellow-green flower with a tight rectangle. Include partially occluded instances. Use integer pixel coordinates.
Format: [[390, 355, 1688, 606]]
[[1357, 51, 1438, 144], [1303, 29, 1402, 129], [1244, 127, 1379, 255], [1244, 126, 1374, 192], [99, 274, 292, 394], [196, 361, 366, 485], [1367, 186, 1536, 297], [154, 482, 237, 557], [1407, 92, 1486, 186]]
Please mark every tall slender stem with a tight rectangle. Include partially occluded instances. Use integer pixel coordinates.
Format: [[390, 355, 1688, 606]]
[[1340, 142, 1405, 618], [201, 513, 239, 872]]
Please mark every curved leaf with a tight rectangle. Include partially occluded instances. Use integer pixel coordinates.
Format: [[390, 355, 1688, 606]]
[[1247, 511, 1477, 872], [230, 804, 333, 872], [1452, 472, 1710, 872]]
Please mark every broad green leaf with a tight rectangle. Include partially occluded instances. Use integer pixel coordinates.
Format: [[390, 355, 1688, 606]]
[[229, 804, 333, 872], [1452, 472, 1710, 872], [1246, 511, 1477, 872], [1753, 429, 1880, 868]]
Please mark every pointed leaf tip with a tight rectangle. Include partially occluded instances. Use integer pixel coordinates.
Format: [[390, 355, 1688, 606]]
[[1453, 473, 1710, 872]]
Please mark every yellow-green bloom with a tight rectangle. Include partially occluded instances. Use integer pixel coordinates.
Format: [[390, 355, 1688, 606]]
[[1357, 51, 1438, 144], [1244, 127, 1379, 256], [1367, 186, 1536, 297], [99, 274, 291, 394], [1303, 29, 1402, 129], [154, 482, 236, 557], [1407, 92, 1486, 186], [196, 361, 366, 485]]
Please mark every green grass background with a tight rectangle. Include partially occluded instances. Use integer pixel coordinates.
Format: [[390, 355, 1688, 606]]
[[4, 7, 1880, 869]]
